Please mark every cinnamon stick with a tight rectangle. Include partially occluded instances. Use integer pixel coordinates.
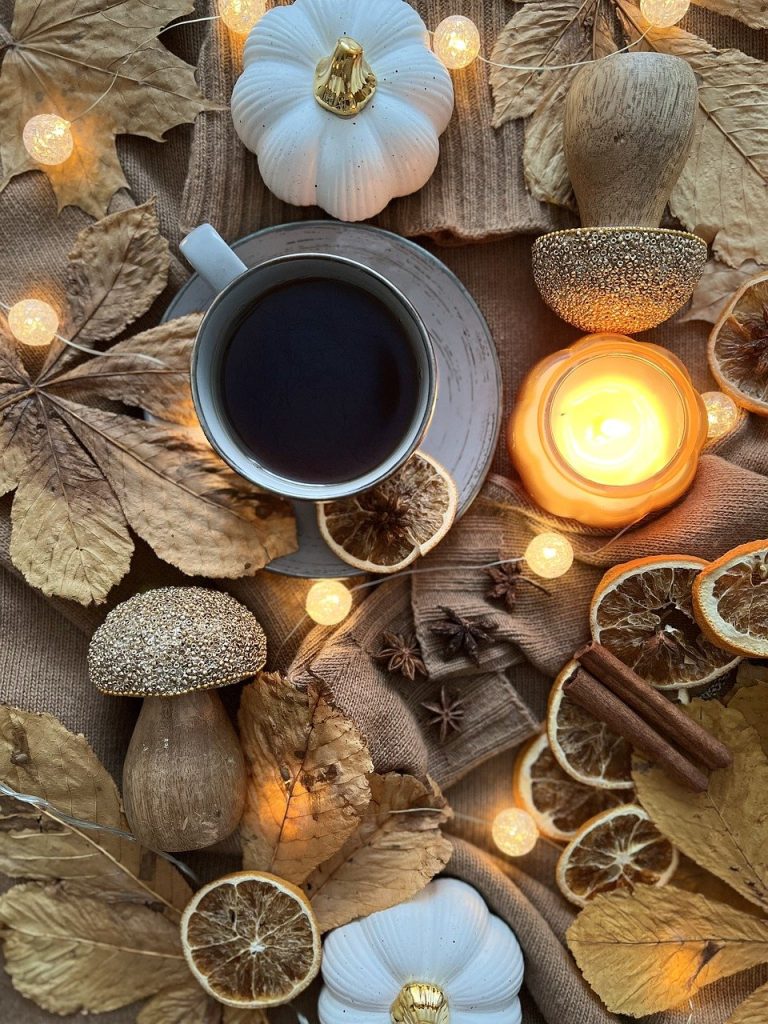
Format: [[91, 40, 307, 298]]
[[563, 666, 709, 792], [575, 642, 732, 771]]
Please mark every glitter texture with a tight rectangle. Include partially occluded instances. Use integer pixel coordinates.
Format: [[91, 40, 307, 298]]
[[532, 227, 707, 334], [88, 587, 267, 697]]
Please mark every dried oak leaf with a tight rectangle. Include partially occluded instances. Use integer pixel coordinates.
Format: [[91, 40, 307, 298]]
[[632, 698, 768, 914], [0, 203, 296, 604], [0, 704, 192, 915], [0, 882, 190, 1016], [238, 673, 373, 884], [567, 885, 768, 1016], [0, 1, 217, 217], [303, 772, 453, 932], [490, 0, 620, 207], [630, 10, 768, 267]]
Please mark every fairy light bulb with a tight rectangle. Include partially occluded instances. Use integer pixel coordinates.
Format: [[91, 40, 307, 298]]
[[7, 299, 59, 347], [218, 0, 264, 34], [639, 0, 690, 27], [22, 114, 74, 166], [492, 808, 538, 857], [306, 580, 353, 626], [433, 16, 481, 70], [524, 532, 574, 580], [702, 391, 741, 442]]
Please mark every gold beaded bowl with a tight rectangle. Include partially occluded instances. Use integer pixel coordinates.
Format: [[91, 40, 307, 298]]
[[532, 226, 707, 335]]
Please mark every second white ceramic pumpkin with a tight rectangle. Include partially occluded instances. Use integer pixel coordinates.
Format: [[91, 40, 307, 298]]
[[231, 0, 455, 222], [318, 878, 525, 1023]]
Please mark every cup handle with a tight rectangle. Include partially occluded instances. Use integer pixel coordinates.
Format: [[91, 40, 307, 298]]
[[179, 223, 248, 293]]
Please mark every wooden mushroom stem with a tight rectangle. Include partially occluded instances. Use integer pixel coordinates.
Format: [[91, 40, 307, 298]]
[[123, 689, 246, 853]]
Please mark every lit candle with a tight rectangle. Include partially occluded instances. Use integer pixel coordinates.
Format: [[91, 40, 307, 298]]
[[509, 334, 707, 529]]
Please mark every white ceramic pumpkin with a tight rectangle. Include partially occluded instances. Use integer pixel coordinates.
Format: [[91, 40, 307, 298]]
[[231, 0, 455, 222], [318, 878, 525, 1023]]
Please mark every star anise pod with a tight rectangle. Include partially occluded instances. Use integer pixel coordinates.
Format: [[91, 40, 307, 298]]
[[376, 631, 427, 680], [730, 309, 768, 379], [430, 607, 498, 665], [421, 686, 466, 743], [486, 562, 523, 611]]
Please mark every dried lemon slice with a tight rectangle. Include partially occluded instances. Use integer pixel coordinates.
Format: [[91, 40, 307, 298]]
[[693, 540, 768, 657], [709, 271, 768, 415], [556, 804, 678, 907], [181, 871, 321, 1008], [513, 732, 628, 842], [547, 662, 633, 790], [590, 556, 739, 690], [318, 451, 458, 573]]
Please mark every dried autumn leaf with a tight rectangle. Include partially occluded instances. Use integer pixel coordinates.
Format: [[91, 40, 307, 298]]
[[0, 705, 191, 916], [727, 981, 768, 1024], [633, 699, 768, 914], [304, 772, 453, 932], [693, 0, 768, 30], [680, 258, 766, 324], [239, 674, 373, 884], [64, 199, 170, 346], [0, 883, 189, 1015], [490, 0, 618, 207], [0, 2, 216, 216], [568, 885, 768, 1016], [620, 5, 768, 267], [728, 683, 768, 756], [138, 983, 222, 1024], [0, 208, 296, 604]]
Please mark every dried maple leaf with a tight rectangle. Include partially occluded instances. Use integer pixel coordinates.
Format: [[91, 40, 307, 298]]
[[0, 705, 192, 915], [0, 883, 190, 1016], [0, 202, 296, 604], [681, 259, 767, 324], [0, 1, 217, 216], [567, 689, 768, 1020], [632, 699, 768, 914], [568, 885, 768, 1016], [238, 673, 373, 884], [304, 773, 453, 932]]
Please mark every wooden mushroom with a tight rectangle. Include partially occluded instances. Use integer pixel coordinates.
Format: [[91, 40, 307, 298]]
[[88, 587, 266, 852], [532, 52, 708, 334]]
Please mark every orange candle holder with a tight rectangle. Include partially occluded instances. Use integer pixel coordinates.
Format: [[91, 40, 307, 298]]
[[509, 334, 707, 529]]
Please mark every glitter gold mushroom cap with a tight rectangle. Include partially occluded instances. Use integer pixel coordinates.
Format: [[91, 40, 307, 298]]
[[88, 587, 267, 697]]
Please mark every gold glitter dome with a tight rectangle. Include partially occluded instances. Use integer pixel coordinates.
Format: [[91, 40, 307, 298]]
[[88, 587, 267, 697], [532, 227, 707, 335]]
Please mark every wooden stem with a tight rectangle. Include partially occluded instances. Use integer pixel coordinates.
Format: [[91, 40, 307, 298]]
[[122, 690, 246, 853]]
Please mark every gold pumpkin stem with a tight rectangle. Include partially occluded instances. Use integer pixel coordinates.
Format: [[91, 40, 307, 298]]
[[391, 982, 449, 1024], [314, 36, 376, 117]]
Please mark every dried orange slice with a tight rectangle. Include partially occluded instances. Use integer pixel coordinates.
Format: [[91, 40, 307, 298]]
[[590, 556, 739, 690], [318, 451, 458, 573], [181, 871, 321, 1008], [513, 732, 628, 842], [547, 662, 633, 790], [693, 540, 768, 657], [556, 804, 678, 907], [708, 271, 768, 415]]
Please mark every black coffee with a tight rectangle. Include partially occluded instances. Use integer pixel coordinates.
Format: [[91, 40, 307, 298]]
[[220, 278, 422, 484]]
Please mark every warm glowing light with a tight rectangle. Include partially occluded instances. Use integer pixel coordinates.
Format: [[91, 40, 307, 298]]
[[702, 391, 740, 442], [492, 808, 538, 857], [7, 299, 59, 347], [639, 0, 690, 26], [524, 533, 574, 580], [306, 580, 352, 626], [218, 0, 264, 34], [22, 114, 74, 166], [550, 372, 678, 487], [433, 16, 481, 70]]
